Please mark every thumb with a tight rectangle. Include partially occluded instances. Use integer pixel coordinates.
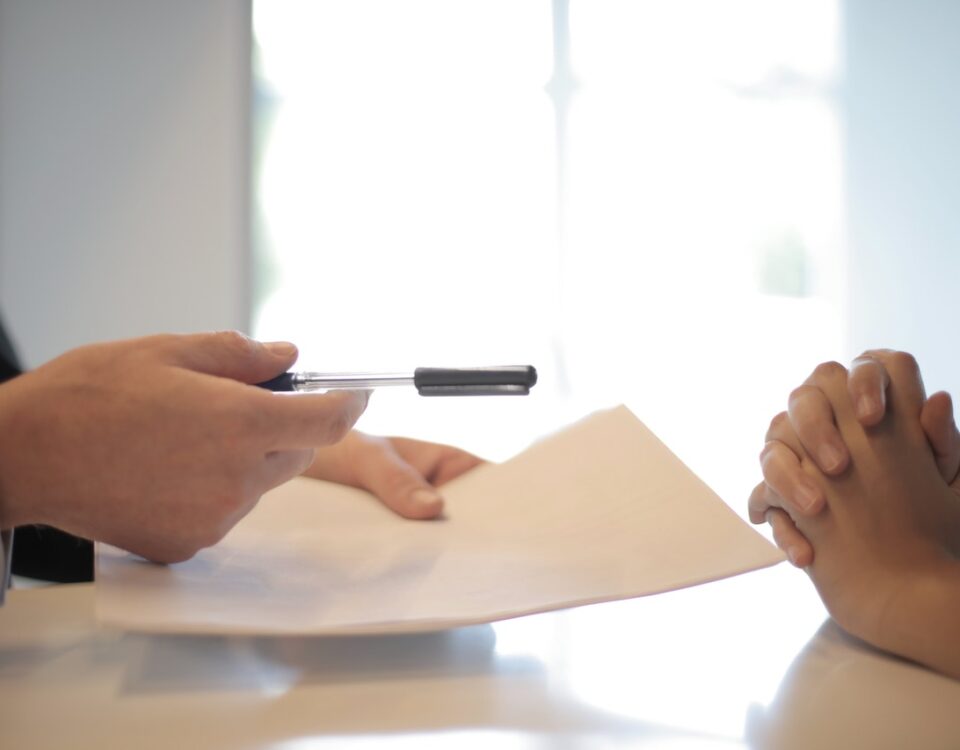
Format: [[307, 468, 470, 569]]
[[920, 391, 960, 483], [356, 442, 446, 520], [163, 331, 298, 384]]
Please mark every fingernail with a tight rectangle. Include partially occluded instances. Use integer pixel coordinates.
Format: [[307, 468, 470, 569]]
[[818, 444, 844, 473], [410, 489, 442, 508], [787, 546, 801, 567], [857, 395, 879, 421], [265, 341, 297, 357], [796, 480, 820, 512]]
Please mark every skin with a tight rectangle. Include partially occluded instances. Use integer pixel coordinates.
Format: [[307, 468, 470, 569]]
[[0, 331, 482, 565], [750, 350, 960, 566], [756, 355, 960, 678], [305, 431, 483, 520]]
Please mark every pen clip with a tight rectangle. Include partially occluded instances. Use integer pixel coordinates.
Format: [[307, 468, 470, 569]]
[[413, 366, 537, 396]]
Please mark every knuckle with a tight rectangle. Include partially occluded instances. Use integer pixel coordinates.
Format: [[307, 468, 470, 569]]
[[324, 412, 352, 443], [772, 529, 792, 554], [140, 333, 179, 355], [216, 329, 257, 360], [195, 495, 246, 548], [765, 411, 789, 440], [319, 396, 364, 444], [812, 360, 846, 382], [215, 411, 255, 453], [294, 448, 316, 476], [154, 543, 199, 565], [238, 401, 270, 436], [759, 442, 799, 489], [381, 467, 419, 498], [208, 477, 248, 516], [859, 347, 894, 362], [787, 384, 814, 406], [270, 450, 316, 483], [850, 352, 881, 372], [769, 511, 794, 540], [889, 350, 920, 376], [355, 434, 390, 461], [193, 524, 228, 551], [748, 483, 771, 515], [758, 441, 783, 474], [758, 440, 775, 464], [220, 395, 271, 444]]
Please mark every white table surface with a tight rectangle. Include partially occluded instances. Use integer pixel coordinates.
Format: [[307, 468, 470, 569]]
[[2, 565, 959, 749]]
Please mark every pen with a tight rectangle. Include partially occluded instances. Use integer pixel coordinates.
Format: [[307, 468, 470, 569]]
[[256, 365, 538, 396]]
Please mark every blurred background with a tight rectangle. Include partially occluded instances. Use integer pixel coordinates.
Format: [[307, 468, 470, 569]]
[[2, 0, 960, 520]]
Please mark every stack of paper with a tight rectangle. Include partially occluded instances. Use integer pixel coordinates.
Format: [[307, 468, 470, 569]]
[[96, 406, 784, 634]]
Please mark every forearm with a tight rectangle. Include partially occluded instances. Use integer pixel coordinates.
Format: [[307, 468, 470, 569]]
[[0, 379, 28, 530], [0, 376, 49, 530], [879, 560, 960, 679]]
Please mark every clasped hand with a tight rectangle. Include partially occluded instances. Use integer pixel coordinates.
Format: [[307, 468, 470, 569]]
[[750, 350, 960, 675]]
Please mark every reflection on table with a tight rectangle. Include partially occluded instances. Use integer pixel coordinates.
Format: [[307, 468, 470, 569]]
[[1, 564, 958, 749]]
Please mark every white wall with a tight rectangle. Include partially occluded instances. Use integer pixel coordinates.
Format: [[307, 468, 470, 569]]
[[843, 0, 960, 393], [0, 0, 251, 368], [3, 0, 959, 393]]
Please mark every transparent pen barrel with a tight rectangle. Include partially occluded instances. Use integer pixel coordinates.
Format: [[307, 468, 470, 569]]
[[291, 373, 414, 391]]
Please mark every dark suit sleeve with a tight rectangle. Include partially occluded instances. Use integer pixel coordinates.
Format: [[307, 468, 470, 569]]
[[0, 317, 93, 582], [0, 321, 21, 382]]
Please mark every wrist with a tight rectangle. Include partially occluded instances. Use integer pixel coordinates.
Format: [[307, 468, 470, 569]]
[[877, 557, 960, 677], [0, 377, 39, 529], [0, 380, 17, 529]]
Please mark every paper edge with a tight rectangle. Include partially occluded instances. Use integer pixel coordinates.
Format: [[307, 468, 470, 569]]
[[95, 551, 785, 637], [95, 404, 787, 636]]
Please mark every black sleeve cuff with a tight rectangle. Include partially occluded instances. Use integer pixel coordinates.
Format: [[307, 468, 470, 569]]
[[11, 526, 94, 583]]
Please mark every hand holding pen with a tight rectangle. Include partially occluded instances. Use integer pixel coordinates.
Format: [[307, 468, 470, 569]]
[[257, 366, 538, 396], [0, 328, 537, 574]]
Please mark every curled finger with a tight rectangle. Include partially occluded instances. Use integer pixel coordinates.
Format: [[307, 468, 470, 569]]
[[848, 354, 890, 426], [766, 508, 815, 568], [856, 348, 926, 418], [787, 381, 849, 475], [921, 391, 960, 483], [748, 480, 782, 525], [759, 439, 825, 516]]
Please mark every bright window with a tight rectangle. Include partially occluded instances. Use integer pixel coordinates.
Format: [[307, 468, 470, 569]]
[[252, 0, 843, 509]]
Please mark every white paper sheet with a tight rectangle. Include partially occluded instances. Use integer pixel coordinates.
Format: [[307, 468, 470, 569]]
[[96, 406, 785, 634]]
